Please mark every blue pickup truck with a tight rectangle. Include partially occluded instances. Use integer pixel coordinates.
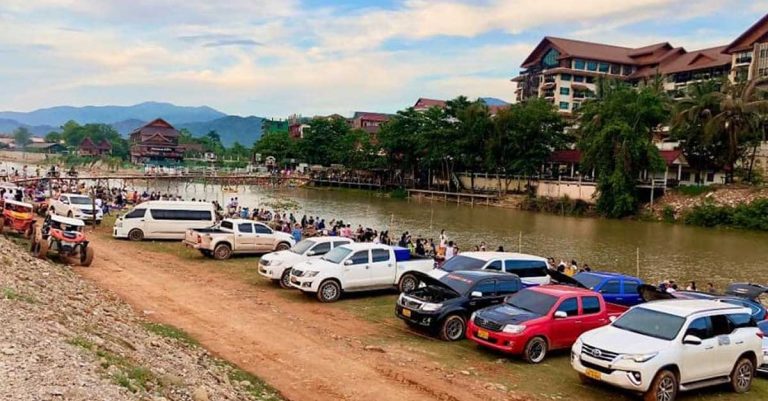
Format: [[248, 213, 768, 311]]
[[549, 270, 644, 306]]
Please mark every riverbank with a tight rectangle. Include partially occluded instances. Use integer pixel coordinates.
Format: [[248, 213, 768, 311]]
[[647, 185, 768, 229], [0, 235, 282, 401]]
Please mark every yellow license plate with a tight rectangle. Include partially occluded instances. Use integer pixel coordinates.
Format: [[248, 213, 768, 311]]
[[477, 329, 489, 340], [402, 309, 412, 317], [585, 368, 602, 380]]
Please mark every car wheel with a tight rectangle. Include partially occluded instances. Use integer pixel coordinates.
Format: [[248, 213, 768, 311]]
[[730, 357, 754, 393], [279, 269, 293, 289], [439, 315, 466, 341], [316, 280, 341, 303], [35, 239, 49, 260], [127, 229, 144, 241], [213, 243, 232, 260], [80, 246, 95, 267], [276, 242, 291, 251], [522, 337, 548, 364], [398, 273, 419, 293], [643, 370, 678, 401]]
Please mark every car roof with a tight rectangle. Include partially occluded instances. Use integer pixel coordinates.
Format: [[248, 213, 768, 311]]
[[457, 252, 547, 262], [531, 284, 596, 296], [338, 243, 390, 251], [60, 193, 90, 197], [305, 236, 354, 243], [638, 299, 748, 317], [139, 201, 214, 209], [577, 271, 639, 280], [444, 270, 519, 282]]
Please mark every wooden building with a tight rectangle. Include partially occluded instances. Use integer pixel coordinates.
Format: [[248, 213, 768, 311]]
[[79, 137, 112, 157], [129, 118, 184, 164]]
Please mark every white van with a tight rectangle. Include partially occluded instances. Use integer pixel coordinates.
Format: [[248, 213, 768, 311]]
[[432, 252, 551, 287], [113, 201, 216, 241]]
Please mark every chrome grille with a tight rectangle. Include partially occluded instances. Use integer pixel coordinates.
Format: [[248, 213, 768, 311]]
[[581, 343, 619, 362], [474, 316, 503, 332]]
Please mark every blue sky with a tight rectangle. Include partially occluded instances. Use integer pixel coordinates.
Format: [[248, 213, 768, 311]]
[[0, 1, 765, 118]]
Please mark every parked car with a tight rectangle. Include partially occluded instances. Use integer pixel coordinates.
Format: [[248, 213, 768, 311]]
[[183, 219, 295, 260], [395, 271, 523, 341], [572, 300, 762, 401], [759, 320, 768, 374], [549, 270, 644, 306], [638, 283, 767, 321], [289, 243, 434, 302], [113, 201, 216, 241], [433, 252, 550, 287], [48, 193, 103, 224], [259, 236, 354, 288], [466, 285, 627, 363]]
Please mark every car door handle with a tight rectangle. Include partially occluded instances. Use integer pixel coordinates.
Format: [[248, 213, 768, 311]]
[[735, 340, 744, 345], [705, 346, 714, 350], [575, 321, 582, 324]]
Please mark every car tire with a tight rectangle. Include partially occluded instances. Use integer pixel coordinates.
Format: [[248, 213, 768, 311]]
[[398, 273, 419, 293], [127, 229, 144, 241], [522, 337, 548, 364], [439, 314, 466, 341], [729, 357, 754, 394], [80, 246, 95, 267], [35, 239, 49, 260], [643, 370, 678, 401], [276, 242, 291, 251], [279, 269, 293, 289], [213, 243, 232, 260], [316, 280, 341, 303]]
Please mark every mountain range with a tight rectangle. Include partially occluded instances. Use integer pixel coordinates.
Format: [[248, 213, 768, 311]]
[[0, 102, 264, 147]]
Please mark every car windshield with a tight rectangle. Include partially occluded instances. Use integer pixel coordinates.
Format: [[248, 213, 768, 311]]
[[574, 272, 603, 289], [322, 246, 353, 264], [69, 197, 92, 205], [612, 308, 685, 341], [291, 240, 315, 255], [440, 274, 475, 295], [440, 255, 487, 272], [505, 289, 558, 315]]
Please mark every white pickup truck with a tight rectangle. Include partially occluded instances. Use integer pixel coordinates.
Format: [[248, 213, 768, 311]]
[[183, 218, 295, 260], [289, 243, 434, 302], [259, 236, 354, 288]]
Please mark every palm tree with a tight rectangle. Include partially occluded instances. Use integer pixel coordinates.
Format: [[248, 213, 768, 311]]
[[705, 77, 768, 182], [672, 79, 723, 183]]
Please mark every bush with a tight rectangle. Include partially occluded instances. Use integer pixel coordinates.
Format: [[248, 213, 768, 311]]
[[732, 198, 768, 231], [661, 205, 676, 222], [389, 188, 408, 199], [675, 185, 711, 197], [682, 202, 733, 227]]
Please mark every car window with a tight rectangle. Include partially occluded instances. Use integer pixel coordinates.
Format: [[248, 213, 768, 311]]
[[685, 317, 712, 339], [721, 299, 761, 317], [486, 260, 502, 271], [254, 224, 272, 234], [238, 223, 253, 233], [472, 280, 496, 296], [504, 260, 548, 278], [151, 209, 213, 220], [125, 208, 145, 219], [332, 240, 350, 248], [60, 196, 68, 203], [495, 279, 520, 294], [556, 297, 579, 317], [349, 251, 369, 265], [371, 249, 390, 263], [600, 280, 621, 294], [711, 314, 733, 336], [311, 242, 331, 256], [582, 296, 601, 314], [727, 313, 754, 330], [623, 281, 639, 295]]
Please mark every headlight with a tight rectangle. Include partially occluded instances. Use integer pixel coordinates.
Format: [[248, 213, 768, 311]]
[[619, 352, 658, 363], [260, 260, 270, 266], [305, 271, 320, 277], [502, 324, 526, 334], [573, 337, 583, 349], [421, 303, 443, 312]]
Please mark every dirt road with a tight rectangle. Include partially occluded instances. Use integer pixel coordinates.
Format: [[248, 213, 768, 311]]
[[76, 236, 525, 401]]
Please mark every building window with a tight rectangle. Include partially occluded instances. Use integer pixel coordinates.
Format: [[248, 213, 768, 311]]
[[560, 87, 570, 95], [561, 73, 572, 81], [542, 49, 560, 68], [573, 75, 585, 82], [572, 102, 581, 111], [680, 171, 691, 182], [610, 64, 621, 75], [598, 63, 609, 73], [587, 61, 598, 71], [559, 102, 569, 110], [622, 65, 634, 75], [585, 76, 595, 84], [706, 172, 715, 182], [574, 59, 586, 70]]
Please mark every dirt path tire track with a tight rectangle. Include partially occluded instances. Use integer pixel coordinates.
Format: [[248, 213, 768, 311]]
[[76, 237, 522, 401]]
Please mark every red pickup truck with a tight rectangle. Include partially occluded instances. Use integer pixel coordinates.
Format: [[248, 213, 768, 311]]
[[467, 285, 627, 363]]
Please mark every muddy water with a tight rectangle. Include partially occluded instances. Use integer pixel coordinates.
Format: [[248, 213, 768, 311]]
[[121, 182, 767, 289]]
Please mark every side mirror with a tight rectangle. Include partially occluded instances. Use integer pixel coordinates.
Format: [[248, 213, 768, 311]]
[[470, 291, 483, 298], [609, 315, 618, 323], [344, 259, 353, 266], [554, 311, 568, 319], [683, 335, 702, 345]]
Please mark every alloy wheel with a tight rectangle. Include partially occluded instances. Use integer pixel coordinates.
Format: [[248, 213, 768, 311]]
[[656, 376, 675, 401]]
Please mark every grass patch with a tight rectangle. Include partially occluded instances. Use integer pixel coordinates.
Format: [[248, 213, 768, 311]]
[[112, 366, 154, 393], [67, 335, 158, 394], [2, 287, 37, 303], [142, 322, 198, 346], [217, 360, 283, 401], [675, 185, 712, 196], [67, 335, 96, 351]]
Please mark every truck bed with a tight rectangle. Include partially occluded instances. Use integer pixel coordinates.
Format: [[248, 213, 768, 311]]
[[605, 302, 629, 317]]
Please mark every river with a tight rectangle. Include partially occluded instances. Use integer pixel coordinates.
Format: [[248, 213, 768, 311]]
[[137, 182, 767, 289]]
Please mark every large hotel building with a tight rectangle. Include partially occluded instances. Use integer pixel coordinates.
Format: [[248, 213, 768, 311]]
[[512, 13, 768, 113]]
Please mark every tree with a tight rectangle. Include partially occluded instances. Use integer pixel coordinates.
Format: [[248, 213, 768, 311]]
[[44, 131, 62, 143], [58, 120, 130, 159], [704, 78, 768, 182], [253, 131, 296, 165], [13, 127, 32, 150], [299, 116, 352, 165], [578, 82, 668, 217]]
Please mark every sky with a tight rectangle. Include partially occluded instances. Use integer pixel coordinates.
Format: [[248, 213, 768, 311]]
[[0, 0, 766, 118]]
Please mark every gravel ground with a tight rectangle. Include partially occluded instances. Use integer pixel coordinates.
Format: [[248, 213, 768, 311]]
[[0, 236, 282, 401]]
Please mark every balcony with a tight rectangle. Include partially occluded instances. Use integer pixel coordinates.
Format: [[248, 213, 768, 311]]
[[734, 56, 753, 66], [544, 76, 556, 83], [543, 91, 555, 98]]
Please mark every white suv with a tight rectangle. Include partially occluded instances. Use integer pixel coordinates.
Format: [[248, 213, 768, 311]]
[[49, 193, 103, 224], [572, 300, 763, 401]]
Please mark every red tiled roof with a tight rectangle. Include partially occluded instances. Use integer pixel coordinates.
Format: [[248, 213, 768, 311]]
[[353, 112, 391, 121], [130, 118, 180, 138], [627, 42, 673, 57], [549, 149, 581, 164], [522, 37, 637, 68], [659, 150, 685, 166], [725, 13, 768, 53], [80, 137, 96, 149], [97, 139, 112, 151], [414, 98, 447, 109]]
